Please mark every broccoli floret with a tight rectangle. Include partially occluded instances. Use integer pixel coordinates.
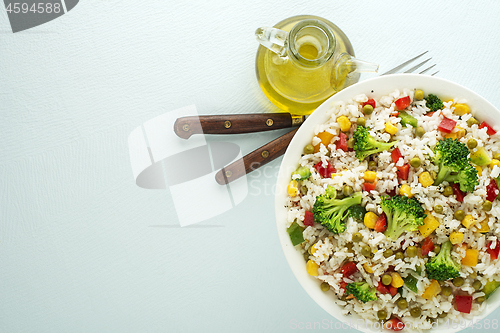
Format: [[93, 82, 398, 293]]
[[425, 240, 461, 280], [424, 94, 444, 112], [433, 138, 479, 192], [312, 187, 362, 234], [345, 281, 377, 303], [380, 195, 426, 240], [353, 126, 397, 161]]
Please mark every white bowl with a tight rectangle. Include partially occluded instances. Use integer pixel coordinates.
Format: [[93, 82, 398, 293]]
[[275, 74, 500, 333]]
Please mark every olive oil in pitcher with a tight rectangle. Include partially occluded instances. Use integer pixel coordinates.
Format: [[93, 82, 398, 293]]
[[255, 15, 378, 115]]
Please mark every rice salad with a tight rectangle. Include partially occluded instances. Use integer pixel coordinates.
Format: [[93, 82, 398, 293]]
[[285, 88, 500, 331]]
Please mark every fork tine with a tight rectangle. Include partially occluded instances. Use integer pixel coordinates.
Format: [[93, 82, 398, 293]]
[[380, 51, 428, 75], [404, 58, 431, 73], [419, 64, 436, 74]]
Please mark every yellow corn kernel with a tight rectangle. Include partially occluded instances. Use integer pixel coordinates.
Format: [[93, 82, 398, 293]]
[[337, 116, 352, 132], [462, 214, 476, 229], [421, 280, 442, 300], [385, 121, 398, 135], [287, 180, 298, 197], [453, 103, 471, 116], [456, 126, 466, 139], [363, 171, 378, 183], [444, 132, 457, 139], [419, 171, 434, 187], [308, 243, 317, 255], [462, 249, 479, 267], [399, 184, 414, 198], [475, 165, 483, 176], [363, 263, 373, 274], [364, 212, 378, 229], [476, 218, 489, 233], [306, 260, 319, 276], [450, 232, 464, 244], [331, 172, 343, 178], [419, 211, 440, 237], [390, 272, 404, 288], [490, 159, 500, 169]]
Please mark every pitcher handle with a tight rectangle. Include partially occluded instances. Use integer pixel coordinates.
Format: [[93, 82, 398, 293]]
[[255, 27, 288, 57]]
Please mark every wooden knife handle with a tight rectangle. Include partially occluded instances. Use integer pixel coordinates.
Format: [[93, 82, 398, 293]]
[[174, 113, 304, 139], [215, 128, 299, 185]]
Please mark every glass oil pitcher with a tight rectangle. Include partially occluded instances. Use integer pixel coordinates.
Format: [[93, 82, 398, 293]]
[[255, 15, 378, 115]]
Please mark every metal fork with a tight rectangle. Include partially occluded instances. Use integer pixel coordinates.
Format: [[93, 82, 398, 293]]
[[381, 51, 439, 76]]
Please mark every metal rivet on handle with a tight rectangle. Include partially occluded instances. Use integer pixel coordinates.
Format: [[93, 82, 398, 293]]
[[261, 150, 270, 158], [225, 170, 232, 178], [182, 124, 190, 132], [224, 121, 232, 128], [266, 119, 273, 126]]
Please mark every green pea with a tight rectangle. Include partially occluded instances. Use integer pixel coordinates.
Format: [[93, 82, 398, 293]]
[[443, 186, 454, 197], [377, 310, 387, 320], [368, 161, 377, 170], [352, 232, 363, 242], [469, 271, 477, 279], [476, 296, 485, 304], [361, 245, 372, 257], [304, 144, 315, 155], [320, 282, 330, 292], [467, 117, 479, 127], [410, 307, 421, 318], [357, 117, 366, 127], [363, 104, 374, 115], [415, 126, 425, 137], [434, 205, 443, 214], [343, 185, 354, 197], [415, 90, 424, 101], [381, 274, 392, 286], [434, 245, 441, 254], [472, 280, 482, 291], [347, 138, 355, 149], [439, 312, 448, 319], [454, 210, 465, 221], [395, 252, 404, 260], [441, 286, 452, 296], [453, 277, 464, 287], [483, 200, 492, 212], [406, 246, 418, 258], [300, 186, 308, 195], [397, 298, 408, 310], [430, 170, 437, 180], [467, 138, 478, 149], [410, 157, 421, 168], [383, 249, 394, 258], [303, 252, 309, 261]]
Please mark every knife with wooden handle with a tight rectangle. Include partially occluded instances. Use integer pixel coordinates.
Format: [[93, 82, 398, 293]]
[[173, 113, 305, 139], [214, 128, 299, 185]]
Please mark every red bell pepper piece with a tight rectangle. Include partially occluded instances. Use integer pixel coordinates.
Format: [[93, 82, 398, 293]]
[[362, 98, 376, 109], [438, 118, 457, 133], [376, 283, 390, 295], [362, 182, 376, 192], [303, 211, 315, 226], [388, 286, 398, 297], [374, 212, 387, 233], [336, 132, 348, 152], [455, 295, 473, 314], [487, 240, 500, 260], [340, 281, 348, 292], [394, 96, 411, 111], [486, 179, 499, 202], [383, 317, 405, 331], [386, 188, 397, 197], [426, 111, 436, 117], [391, 148, 403, 164], [340, 261, 358, 277], [451, 183, 465, 202], [421, 237, 435, 256], [314, 161, 336, 178], [396, 164, 410, 180], [479, 121, 497, 135]]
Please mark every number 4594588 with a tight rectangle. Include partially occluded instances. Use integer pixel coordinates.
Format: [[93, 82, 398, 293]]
[[6, 2, 62, 14]]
